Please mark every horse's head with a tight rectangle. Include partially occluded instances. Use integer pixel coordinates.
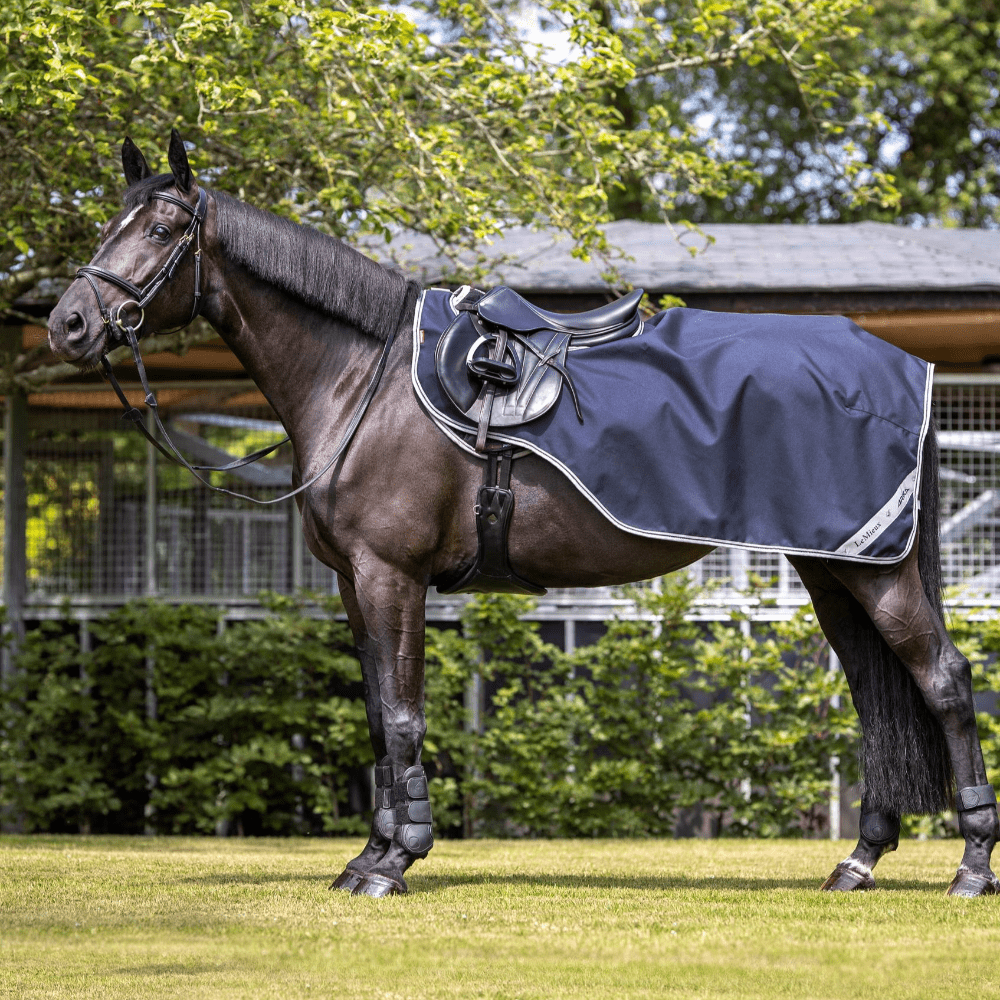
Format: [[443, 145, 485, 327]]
[[48, 130, 206, 367]]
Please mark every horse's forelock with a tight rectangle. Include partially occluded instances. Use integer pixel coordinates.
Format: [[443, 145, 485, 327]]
[[122, 173, 176, 211]]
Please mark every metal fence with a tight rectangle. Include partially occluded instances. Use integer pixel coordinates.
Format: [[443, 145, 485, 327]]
[[4, 374, 999, 616]]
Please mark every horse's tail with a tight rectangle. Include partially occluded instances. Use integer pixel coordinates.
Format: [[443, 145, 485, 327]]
[[850, 424, 954, 815]]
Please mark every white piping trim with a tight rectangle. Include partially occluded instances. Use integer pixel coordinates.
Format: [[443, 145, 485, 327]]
[[411, 290, 934, 565], [835, 469, 918, 556]]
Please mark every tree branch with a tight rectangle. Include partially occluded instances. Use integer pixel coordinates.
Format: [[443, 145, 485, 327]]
[[6, 326, 220, 393]]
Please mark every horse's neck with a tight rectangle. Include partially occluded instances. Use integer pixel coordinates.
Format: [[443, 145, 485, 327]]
[[203, 270, 407, 452]]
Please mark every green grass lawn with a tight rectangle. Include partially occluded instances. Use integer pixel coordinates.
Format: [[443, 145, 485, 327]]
[[2, 836, 999, 999]]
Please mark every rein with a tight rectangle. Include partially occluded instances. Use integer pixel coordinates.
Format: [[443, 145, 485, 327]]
[[76, 188, 399, 505]]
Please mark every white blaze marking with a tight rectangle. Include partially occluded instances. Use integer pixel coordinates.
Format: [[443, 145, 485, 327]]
[[113, 205, 142, 237]]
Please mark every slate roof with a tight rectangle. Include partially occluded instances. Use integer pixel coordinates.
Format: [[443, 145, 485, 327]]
[[366, 220, 1000, 295]]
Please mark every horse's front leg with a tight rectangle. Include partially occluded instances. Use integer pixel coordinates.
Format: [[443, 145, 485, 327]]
[[336, 561, 433, 898], [330, 573, 394, 892]]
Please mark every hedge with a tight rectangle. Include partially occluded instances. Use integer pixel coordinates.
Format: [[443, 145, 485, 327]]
[[2, 577, 998, 838]]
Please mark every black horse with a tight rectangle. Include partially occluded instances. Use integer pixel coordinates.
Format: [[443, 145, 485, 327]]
[[48, 132, 999, 898]]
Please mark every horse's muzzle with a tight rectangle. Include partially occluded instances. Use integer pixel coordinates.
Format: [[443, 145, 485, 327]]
[[48, 299, 105, 366]]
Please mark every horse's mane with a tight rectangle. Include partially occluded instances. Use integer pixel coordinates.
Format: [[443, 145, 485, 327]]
[[123, 175, 415, 343]]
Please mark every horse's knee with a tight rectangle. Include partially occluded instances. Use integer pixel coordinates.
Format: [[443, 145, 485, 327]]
[[382, 705, 426, 763]]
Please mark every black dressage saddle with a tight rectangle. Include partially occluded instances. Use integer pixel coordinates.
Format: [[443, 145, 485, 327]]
[[434, 286, 644, 452]]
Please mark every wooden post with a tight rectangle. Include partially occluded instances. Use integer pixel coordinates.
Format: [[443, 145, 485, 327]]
[[290, 502, 304, 592], [829, 647, 843, 841], [2, 327, 27, 682]]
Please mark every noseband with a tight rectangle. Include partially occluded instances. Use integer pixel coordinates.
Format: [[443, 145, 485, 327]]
[[75, 188, 207, 342]]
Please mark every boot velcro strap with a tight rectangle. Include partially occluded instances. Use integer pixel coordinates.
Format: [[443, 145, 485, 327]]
[[957, 784, 997, 812], [406, 773, 429, 798], [395, 799, 432, 825]]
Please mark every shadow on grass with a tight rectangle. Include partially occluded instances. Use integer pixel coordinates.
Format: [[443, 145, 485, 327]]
[[178, 869, 825, 892], [179, 872, 333, 886], [411, 872, 950, 894], [176, 868, 951, 895], [111, 962, 230, 977]]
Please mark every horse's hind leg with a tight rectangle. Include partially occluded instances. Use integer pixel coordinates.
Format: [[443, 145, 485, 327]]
[[329, 574, 395, 892], [791, 557, 906, 890], [826, 549, 999, 896]]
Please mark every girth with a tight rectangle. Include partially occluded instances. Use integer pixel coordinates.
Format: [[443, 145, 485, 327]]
[[437, 444, 545, 596]]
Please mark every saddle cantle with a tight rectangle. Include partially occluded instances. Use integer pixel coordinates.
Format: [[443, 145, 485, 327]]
[[434, 286, 644, 452]]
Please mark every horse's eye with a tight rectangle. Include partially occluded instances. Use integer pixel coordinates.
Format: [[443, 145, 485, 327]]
[[150, 224, 171, 241]]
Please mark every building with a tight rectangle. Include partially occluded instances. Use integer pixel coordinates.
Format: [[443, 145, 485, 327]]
[[3, 221, 999, 658]]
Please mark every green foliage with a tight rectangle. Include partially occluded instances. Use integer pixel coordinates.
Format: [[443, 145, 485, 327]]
[[619, 0, 1000, 225], [23, 579, 1000, 841], [0, 618, 123, 832], [0, 595, 368, 835], [688, 602, 858, 837], [3, 0, 896, 355], [453, 582, 856, 839], [949, 605, 1000, 792]]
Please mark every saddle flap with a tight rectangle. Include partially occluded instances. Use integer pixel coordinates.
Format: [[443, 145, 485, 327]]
[[434, 311, 570, 426], [435, 311, 485, 413], [471, 329, 570, 427]]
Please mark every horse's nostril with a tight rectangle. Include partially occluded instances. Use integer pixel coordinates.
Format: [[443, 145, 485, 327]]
[[64, 312, 87, 340]]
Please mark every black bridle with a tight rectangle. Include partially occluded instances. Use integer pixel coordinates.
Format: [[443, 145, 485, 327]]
[[78, 189, 207, 344], [75, 187, 399, 505]]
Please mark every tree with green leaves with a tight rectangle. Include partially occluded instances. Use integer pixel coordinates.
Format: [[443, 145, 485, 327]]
[[2, 0, 897, 390], [597, 0, 1000, 225]]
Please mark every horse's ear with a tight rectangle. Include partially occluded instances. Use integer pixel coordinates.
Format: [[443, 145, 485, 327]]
[[121, 137, 152, 187], [167, 128, 193, 193]]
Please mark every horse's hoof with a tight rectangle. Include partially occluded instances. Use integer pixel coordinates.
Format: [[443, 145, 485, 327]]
[[351, 872, 407, 898], [329, 869, 366, 892], [946, 868, 1000, 897], [821, 860, 876, 892]]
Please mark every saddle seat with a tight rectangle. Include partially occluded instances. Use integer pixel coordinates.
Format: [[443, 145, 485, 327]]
[[434, 285, 645, 451], [476, 286, 644, 344]]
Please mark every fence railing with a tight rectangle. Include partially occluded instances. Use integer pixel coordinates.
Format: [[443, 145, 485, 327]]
[[4, 374, 999, 618]]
